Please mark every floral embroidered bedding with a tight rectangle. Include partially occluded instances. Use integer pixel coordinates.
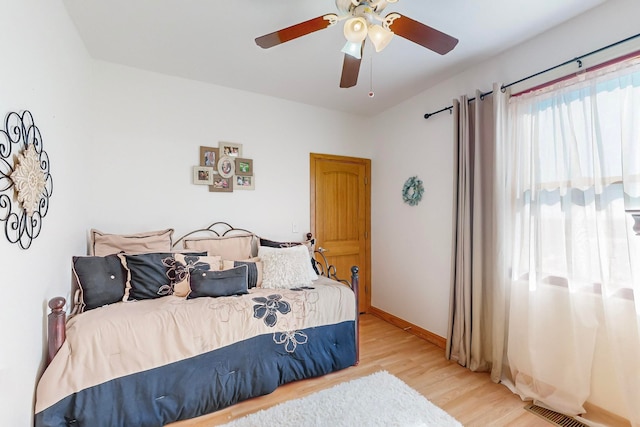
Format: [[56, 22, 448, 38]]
[[35, 276, 357, 426]]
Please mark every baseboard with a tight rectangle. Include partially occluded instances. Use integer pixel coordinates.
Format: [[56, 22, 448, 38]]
[[582, 402, 632, 426], [368, 307, 447, 349]]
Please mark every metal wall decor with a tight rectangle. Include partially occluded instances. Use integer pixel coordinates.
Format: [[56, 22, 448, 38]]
[[0, 110, 53, 249]]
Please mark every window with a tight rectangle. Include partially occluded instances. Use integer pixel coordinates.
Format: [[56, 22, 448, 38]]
[[508, 58, 640, 296]]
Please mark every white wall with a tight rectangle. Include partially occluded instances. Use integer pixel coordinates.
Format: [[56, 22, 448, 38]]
[[88, 61, 371, 242], [369, 0, 640, 419], [0, 1, 92, 425], [1, 3, 370, 425]]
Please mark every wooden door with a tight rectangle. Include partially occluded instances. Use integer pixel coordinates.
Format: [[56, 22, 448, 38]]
[[310, 153, 371, 313]]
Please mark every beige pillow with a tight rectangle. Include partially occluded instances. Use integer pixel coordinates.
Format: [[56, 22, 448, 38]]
[[173, 254, 221, 297], [90, 228, 174, 256], [183, 234, 254, 260], [222, 258, 263, 288]]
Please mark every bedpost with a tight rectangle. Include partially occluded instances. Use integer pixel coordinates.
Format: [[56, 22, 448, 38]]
[[47, 297, 66, 365], [351, 266, 360, 365]]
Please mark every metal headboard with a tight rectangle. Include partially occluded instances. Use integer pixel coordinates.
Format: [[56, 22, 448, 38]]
[[312, 249, 351, 287], [172, 222, 351, 286], [172, 222, 255, 248]]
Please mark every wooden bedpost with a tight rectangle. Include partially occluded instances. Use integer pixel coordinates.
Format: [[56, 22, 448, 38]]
[[47, 297, 66, 365], [351, 266, 360, 365]]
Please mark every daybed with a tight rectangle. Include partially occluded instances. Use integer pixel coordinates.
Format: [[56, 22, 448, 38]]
[[35, 223, 359, 427]]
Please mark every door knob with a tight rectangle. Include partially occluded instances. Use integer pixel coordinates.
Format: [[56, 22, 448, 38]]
[[317, 247, 328, 253]]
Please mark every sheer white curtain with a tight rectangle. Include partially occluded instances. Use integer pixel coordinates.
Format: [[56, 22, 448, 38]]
[[500, 59, 640, 424]]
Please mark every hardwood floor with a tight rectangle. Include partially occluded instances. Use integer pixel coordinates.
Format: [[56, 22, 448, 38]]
[[170, 314, 628, 427]]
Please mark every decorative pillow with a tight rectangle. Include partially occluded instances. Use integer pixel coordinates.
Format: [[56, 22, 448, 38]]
[[90, 228, 174, 256], [172, 254, 222, 297], [259, 237, 314, 256], [222, 259, 263, 288], [258, 240, 319, 281], [183, 234, 254, 260], [118, 252, 204, 301], [188, 265, 249, 299], [258, 245, 313, 289], [72, 255, 127, 311]]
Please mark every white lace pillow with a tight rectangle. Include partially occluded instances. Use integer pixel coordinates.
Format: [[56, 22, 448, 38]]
[[259, 245, 313, 289]]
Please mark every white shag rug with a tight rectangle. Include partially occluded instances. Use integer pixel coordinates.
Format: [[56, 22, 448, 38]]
[[220, 371, 463, 427]]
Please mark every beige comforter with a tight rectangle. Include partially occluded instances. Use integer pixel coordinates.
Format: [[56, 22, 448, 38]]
[[36, 277, 355, 413]]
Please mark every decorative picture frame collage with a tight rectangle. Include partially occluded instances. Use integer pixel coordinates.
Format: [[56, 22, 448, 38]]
[[194, 142, 255, 192]]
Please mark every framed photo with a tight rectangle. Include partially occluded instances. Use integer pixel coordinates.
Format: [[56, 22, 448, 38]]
[[219, 141, 243, 157], [217, 155, 235, 178], [209, 176, 233, 193], [200, 146, 219, 169], [235, 158, 253, 176], [234, 174, 255, 191], [193, 166, 214, 185]]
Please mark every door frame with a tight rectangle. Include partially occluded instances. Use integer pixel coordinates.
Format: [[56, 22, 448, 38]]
[[310, 153, 371, 312]]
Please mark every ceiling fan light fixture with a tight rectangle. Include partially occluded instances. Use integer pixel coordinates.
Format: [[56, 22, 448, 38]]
[[256, 1, 459, 90], [343, 17, 368, 43], [368, 24, 393, 52], [341, 41, 362, 59]]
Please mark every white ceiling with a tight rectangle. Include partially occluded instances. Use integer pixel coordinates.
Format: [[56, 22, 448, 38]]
[[62, 0, 606, 116]]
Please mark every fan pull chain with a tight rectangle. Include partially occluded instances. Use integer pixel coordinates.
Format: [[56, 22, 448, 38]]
[[368, 55, 375, 98]]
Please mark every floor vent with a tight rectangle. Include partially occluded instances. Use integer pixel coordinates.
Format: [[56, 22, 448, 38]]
[[524, 404, 590, 427]]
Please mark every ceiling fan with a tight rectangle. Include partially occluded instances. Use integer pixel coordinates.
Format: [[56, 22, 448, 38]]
[[255, 0, 459, 89]]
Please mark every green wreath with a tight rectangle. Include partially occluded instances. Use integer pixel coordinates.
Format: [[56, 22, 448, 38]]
[[402, 176, 424, 206]]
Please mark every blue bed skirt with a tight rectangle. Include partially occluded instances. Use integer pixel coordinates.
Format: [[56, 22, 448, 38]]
[[35, 321, 356, 427]]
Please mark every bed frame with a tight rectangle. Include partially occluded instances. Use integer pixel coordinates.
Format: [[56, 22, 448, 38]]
[[46, 222, 360, 366]]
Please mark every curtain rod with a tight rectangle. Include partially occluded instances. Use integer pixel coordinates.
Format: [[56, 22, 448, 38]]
[[423, 32, 640, 120]]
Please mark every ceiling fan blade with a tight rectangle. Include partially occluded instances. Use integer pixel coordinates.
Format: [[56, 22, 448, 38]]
[[255, 14, 337, 49], [339, 51, 363, 88], [387, 13, 458, 55]]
